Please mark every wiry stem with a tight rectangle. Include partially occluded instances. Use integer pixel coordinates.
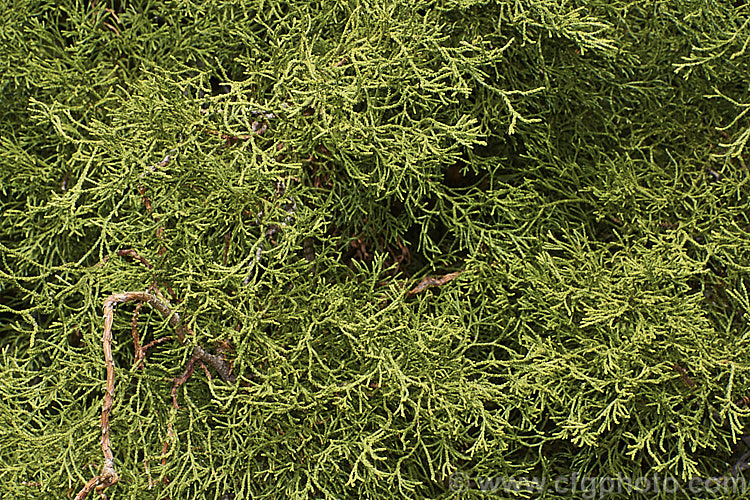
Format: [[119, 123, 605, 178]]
[[407, 271, 463, 297], [75, 291, 234, 499]]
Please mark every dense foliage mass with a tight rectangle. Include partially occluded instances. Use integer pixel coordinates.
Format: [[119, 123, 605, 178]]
[[1, 0, 749, 498]]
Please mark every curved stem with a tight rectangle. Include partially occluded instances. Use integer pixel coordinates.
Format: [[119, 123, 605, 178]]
[[75, 291, 234, 499]]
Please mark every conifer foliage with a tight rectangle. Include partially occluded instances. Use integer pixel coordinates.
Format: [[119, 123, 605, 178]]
[[1, 1, 749, 498]]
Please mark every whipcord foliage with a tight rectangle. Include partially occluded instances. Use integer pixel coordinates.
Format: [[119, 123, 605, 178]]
[[1, 0, 750, 498]]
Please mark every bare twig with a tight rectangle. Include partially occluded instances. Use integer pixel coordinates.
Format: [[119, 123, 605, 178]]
[[407, 271, 464, 297], [194, 345, 235, 383], [131, 302, 144, 366], [75, 291, 235, 499], [171, 354, 198, 409], [170, 355, 215, 409], [138, 336, 171, 365], [116, 249, 153, 269], [132, 302, 171, 369], [102, 22, 120, 35]]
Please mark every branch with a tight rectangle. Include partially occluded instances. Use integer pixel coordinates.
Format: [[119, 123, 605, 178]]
[[75, 291, 235, 499]]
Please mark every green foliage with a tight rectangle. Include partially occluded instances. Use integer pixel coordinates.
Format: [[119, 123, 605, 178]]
[[1, 0, 749, 498]]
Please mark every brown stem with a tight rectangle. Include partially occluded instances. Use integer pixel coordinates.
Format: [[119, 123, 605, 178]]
[[172, 355, 197, 409], [131, 302, 144, 367], [407, 271, 464, 297], [75, 291, 235, 499], [116, 249, 153, 269]]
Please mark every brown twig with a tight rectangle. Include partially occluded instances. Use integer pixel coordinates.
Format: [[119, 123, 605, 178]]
[[131, 302, 144, 366], [132, 301, 171, 369], [102, 22, 120, 35], [407, 271, 464, 297], [194, 345, 235, 383], [171, 355, 214, 409], [139, 337, 171, 363], [75, 291, 235, 499], [171, 355, 198, 409], [116, 249, 153, 269]]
